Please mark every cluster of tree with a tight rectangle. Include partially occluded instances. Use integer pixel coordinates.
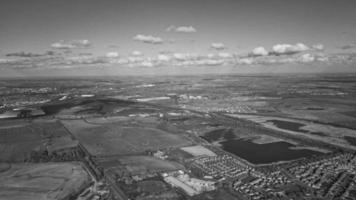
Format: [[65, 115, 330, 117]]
[[26, 147, 84, 162]]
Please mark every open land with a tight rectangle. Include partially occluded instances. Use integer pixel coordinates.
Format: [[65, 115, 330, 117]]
[[0, 162, 90, 200], [62, 119, 192, 156], [1, 74, 356, 200]]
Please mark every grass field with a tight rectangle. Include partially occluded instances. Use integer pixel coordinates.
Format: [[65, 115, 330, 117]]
[[180, 145, 217, 157], [105, 155, 184, 175], [0, 120, 77, 162], [137, 180, 168, 193], [62, 120, 192, 156], [0, 162, 91, 200], [230, 114, 356, 151]]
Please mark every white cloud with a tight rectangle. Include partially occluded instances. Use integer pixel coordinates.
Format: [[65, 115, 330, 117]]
[[51, 42, 75, 49], [105, 52, 119, 58], [173, 53, 199, 61], [207, 53, 216, 58], [211, 43, 226, 50], [5, 45, 354, 70], [165, 26, 175, 32], [140, 61, 154, 67], [64, 55, 106, 65], [128, 56, 144, 63], [74, 39, 91, 47], [251, 47, 269, 56], [108, 44, 119, 49], [157, 54, 171, 62], [6, 52, 42, 57], [272, 43, 309, 55], [133, 34, 163, 44], [51, 39, 92, 49], [315, 54, 329, 62], [0, 58, 25, 64], [131, 51, 143, 57], [237, 58, 254, 65], [173, 53, 187, 60], [108, 58, 129, 64], [312, 44, 324, 51], [198, 59, 225, 66], [166, 25, 197, 33], [298, 53, 315, 63], [341, 44, 354, 50], [218, 52, 233, 58]]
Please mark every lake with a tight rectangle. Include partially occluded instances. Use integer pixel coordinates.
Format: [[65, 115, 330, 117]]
[[202, 128, 322, 164], [268, 120, 307, 132], [220, 139, 322, 164], [345, 136, 356, 146], [268, 119, 327, 136]]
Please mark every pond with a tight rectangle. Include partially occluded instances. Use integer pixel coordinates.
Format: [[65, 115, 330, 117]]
[[268, 120, 307, 132], [268, 119, 327, 137], [345, 136, 356, 146], [220, 138, 322, 164], [202, 128, 322, 164]]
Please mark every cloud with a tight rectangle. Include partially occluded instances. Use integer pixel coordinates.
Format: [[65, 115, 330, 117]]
[[0, 58, 27, 64], [251, 47, 269, 56], [51, 39, 92, 49], [157, 54, 171, 62], [78, 52, 93, 56], [272, 43, 309, 55], [173, 53, 200, 61], [341, 44, 354, 50], [242, 51, 331, 65], [167, 39, 176, 43], [0, 55, 63, 69], [133, 34, 163, 44], [63, 55, 107, 65], [211, 43, 226, 50], [5, 51, 56, 57], [127, 57, 143, 63], [51, 42, 75, 49], [72, 39, 91, 48], [312, 44, 324, 51], [131, 51, 143, 57], [170, 52, 233, 67], [166, 25, 197, 33], [196, 59, 225, 66], [236, 58, 254, 65], [3, 45, 355, 70], [165, 26, 175, 32], [218, 52, 233, 58], [105, 52, 119, 58], [108, 44, 119, 49], [173, 53, 188, 61], [298, 53, 315, 63], [140, 61, 154, 67]]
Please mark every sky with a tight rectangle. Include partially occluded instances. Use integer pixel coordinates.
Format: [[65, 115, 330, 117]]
[[0, 0, 356, 77]]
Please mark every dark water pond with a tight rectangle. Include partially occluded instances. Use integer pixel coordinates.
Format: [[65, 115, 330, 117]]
[[268, 120, 307, 132], [345, 136, 356, 146], [309, 132, 327, 136], [202, 128, 322, 164], [305, 107, 324, 110], [41, 98, 134, 115], [268, 119, 327, 136], [220, 139, 322, 164], [201, 128, 235, 142]]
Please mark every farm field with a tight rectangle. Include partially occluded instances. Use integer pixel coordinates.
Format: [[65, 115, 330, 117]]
[[0, 162, 91, 200], [104, 155, 185, 175], [0, 120, 77, 162], [230, 114, 356, 151], [180, 145, 217, 157], [62, 119, 193, 156], [1, 74, 356, 200]]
